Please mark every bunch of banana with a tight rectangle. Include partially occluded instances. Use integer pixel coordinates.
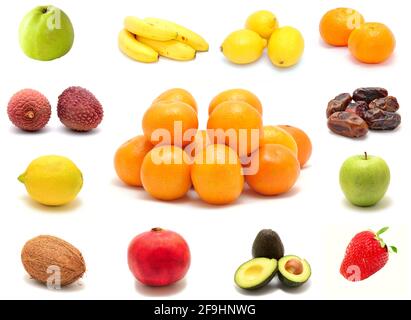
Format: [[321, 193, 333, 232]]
[[118, 16, 209, 63]]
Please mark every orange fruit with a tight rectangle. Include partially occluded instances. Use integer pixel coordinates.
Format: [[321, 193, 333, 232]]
[[319, 8, 364, 47], [191, 144, 244, 205], [152, 88, 198, 112], [209, 89, 263, 115], [185, 130, 212, 158], [278, 125, 312, 168], [142, 101, 198, 147], [141, 145, 191, 201], [260, 126, 298, 155], [348, 22, 396, 64], [114, 135, 153, 187], [207, 101, 263, 157], [246, 144, 300, 196]]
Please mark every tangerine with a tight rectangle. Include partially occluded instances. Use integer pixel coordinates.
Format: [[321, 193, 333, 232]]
[[142, 101, 198, 147], [207, 101, 263, 157], [320, 8, 364, 47], [140, 145, 191, 201], [348, 22, 396, 64], [114, 135, 153, 187], [152, 88, 197, 112], [191, 144, 244, 205], [246, 144, 300, 196], [209, 89, 263, 115], [278, 125, 312, 168], [260, 126, 298, 155]]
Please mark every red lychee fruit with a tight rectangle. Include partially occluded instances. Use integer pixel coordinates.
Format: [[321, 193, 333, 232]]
[[7, 89, 51, 131], [57, 86, 103, 132]]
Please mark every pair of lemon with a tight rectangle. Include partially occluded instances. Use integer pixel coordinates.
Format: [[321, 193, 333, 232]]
[[221, 10, 304, 68]]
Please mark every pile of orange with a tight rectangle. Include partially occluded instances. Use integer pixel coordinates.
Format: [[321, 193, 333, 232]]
[[114, 88, 312, 205], [319, 8, 396, 64]]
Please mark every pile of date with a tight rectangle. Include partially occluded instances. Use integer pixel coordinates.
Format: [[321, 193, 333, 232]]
[[326, 87, 401, 138]]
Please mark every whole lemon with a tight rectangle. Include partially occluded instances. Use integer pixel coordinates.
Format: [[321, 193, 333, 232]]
[[221, 29, 266, 64], [268, 26, 304, 68], [246, 10, 279, 39], [19, 155, 83, 206]]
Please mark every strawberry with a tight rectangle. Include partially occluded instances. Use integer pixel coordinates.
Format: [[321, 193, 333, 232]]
[[340, 227, 397, 282]]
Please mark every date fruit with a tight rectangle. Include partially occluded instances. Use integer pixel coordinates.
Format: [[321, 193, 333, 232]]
[[328, 112, 368, 138], [353, 87, 388, 104], [327, 87, 400, 138], [369, 96, 400, 112], [346, 101, 369, 119], [326, 93, 352, 118], [364, 109, 401, 130]]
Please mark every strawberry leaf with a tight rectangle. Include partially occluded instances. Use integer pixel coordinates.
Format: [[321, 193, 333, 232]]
[[375, 227, 390, 248], [377, 227, 389, 236], [390, 246, 398, 254]]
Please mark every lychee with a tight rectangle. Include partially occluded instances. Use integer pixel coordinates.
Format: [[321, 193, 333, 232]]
[[57, 86, 103, 132], [7, 89, 51, 131]]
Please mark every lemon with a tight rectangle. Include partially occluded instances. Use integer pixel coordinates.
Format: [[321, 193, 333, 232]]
[[18, 155, 83, 206], [246, 10, 279, 39], [221, 29, 266, 64], [268, 26, 304, 68]]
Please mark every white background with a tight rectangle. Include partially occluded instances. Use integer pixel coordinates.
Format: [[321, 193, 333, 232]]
[[0, 0, 409, 300]]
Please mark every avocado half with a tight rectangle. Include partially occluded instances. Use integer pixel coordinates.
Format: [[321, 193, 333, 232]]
[[234, 257, 278, 290], [278, 255, 311, 287]]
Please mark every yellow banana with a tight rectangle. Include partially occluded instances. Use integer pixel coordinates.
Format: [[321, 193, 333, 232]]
[[118, 29, 159, 63], [144, 17, 209, 52], [124, 16, 177, 41], [137, 37, 196, 61]]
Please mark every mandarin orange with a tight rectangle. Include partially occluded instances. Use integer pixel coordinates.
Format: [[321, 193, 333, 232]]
[[207, 101, 263, 157], [348, 22, 396, 64], [320, 8, 364, 46], [142, 101, 198, 147], [278, 125, 312, 168], [191, 144, 244, 205], [209, 89, 263, 115], [140, 145, 192, 201], [152, 88, 198, 112], [246, 144, 300, 196], [114, 135, 153, 187]]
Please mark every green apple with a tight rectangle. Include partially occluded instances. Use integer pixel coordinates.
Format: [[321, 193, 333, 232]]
[[19, 5, 74, 61], [340, 153, 390, 207]]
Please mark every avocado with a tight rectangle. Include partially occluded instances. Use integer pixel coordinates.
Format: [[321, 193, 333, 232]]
[[278, 255, 311, 287], [234, 257, 278, 290], [252, 229, 284, 260]]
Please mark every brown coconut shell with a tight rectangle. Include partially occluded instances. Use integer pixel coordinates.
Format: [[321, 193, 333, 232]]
[[21, 235, 86, 287]]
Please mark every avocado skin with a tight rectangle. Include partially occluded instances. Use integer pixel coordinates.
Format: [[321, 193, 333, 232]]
[[252, 229, 284, 260], [278, 271, 307, 288]]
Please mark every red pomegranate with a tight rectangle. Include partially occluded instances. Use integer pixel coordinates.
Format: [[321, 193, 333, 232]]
[[128, 228, 191, 287]]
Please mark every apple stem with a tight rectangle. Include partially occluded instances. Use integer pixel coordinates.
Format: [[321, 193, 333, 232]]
[[364, 152, 368, 160], [152, 227, 163, 232]]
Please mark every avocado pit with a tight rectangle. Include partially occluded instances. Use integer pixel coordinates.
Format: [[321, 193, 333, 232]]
[[285, 258, 304, 275], [278, 255, 311, 287]]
